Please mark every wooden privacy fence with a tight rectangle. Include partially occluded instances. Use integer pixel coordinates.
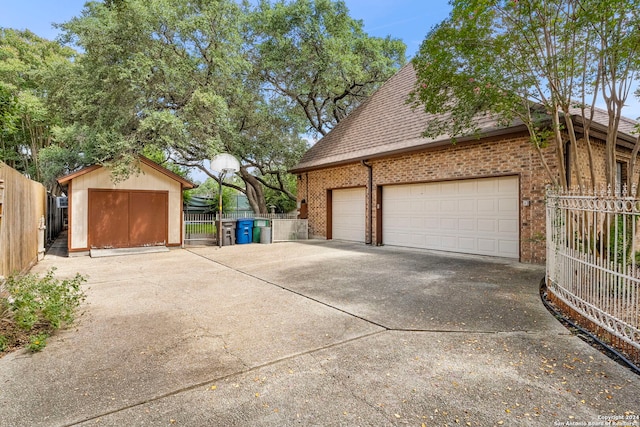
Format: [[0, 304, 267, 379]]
[[0, 162, 46, 278]]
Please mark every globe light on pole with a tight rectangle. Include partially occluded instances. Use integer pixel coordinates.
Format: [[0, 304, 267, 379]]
[[210, 154, 240, 248]]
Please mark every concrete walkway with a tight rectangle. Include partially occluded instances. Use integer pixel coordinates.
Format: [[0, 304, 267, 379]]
[[0, 240, 638, 426]]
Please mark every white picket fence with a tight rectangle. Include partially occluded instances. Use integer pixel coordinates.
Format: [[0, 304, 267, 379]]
[[183, 212, 307, 246]]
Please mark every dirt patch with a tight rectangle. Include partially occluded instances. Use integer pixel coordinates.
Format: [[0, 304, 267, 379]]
[[0, 319, 51, 357]]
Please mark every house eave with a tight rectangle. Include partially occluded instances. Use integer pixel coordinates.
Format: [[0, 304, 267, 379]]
[[290, 124, 530, 174]]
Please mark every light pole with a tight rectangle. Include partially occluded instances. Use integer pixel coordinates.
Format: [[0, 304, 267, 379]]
[[210, 154, 240, 248], [216, 170, 231, 248]]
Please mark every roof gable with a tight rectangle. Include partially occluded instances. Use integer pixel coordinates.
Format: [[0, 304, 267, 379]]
[[57, 157, 196, 189], [291, 63, 639, 172]]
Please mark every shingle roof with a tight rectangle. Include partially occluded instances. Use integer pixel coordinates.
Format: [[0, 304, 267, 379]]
[[291, 63, 639, 173]]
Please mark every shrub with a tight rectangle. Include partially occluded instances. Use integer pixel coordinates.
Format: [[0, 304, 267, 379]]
[[0, 268, 86, 354], [27, 333, 49, 352]]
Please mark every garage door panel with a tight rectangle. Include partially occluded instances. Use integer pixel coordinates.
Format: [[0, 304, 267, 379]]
[[459, 237, 475, 250], [477, 219, 496, 232], [500, 240, 519, 255], [89, 190, 168, 249], [459, 180, 477, 193], [499, 198, 518, 213], [459, 219, 475, 231], [477, 179, 496, 193], [332, 188, 365, 242], [478, 199, 497, 212], [441, 218, 457, 230], [383, 176, 519, 258], [441, 235, 457, 248], [478, 239, 497, 252], [458, 199, 475, 212], [499, 219, 518, 233], [129, 192, 168, 246], [410, 200, 425, 211], [441, 182, 458, 193], [410, 185, 425, 196], [441, 200, 458, 212], [89, 191, 130, 248]]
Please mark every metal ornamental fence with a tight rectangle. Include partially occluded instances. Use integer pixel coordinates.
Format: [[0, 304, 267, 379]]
[[546, 187, 640, 354]]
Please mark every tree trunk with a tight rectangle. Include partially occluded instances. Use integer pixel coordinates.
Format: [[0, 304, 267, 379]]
[[240, 167, 268, 214], [552, 109, 568, 189], [564, 114, 584, 190]]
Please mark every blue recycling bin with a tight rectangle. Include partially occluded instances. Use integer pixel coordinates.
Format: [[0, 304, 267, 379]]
[[236, 219, 254, 244]]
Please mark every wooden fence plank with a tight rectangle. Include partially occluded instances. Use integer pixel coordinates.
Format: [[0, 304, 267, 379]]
[[0, 162, 46, 278]]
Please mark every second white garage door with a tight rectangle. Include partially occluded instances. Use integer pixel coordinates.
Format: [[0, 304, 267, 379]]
[[382, 176, 519, 258], [332, 187, 366, 242]]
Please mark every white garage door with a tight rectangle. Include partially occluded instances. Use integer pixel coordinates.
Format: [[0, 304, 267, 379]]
[[383, 176, 519, 258], [332, 187, 365, 242]]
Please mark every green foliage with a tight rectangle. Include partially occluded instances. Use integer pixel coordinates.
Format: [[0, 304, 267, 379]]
[[56, 0, 246, 167], [250, 0, 406, 136], [0, 334, 7, 352], [264, 173, 298, 212], [185, 223, 216, 234], [185, 178, 237, 213], [411, 0, 640, 188], [607, 214, 639, 264], [2, 1, 405, 212], [1, 268, 87, 354], [27, 333, 49, 352], [0, 28, 77, 183]]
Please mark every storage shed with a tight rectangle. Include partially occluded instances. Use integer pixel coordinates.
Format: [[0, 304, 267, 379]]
[[58, 157, 195, 255]]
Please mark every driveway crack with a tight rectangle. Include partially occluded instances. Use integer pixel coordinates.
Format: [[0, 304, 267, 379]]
[[186, 249, 391, 331]]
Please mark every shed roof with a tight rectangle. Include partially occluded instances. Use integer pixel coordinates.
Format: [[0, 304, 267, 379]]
[[57, 156, 196, 189], [290, 63, 639, 173]]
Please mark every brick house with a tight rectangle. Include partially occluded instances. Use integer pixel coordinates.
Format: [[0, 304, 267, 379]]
[[290, 64, 639, 264]]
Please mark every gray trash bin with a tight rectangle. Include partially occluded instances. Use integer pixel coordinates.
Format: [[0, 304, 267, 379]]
[[221, 219, 236, 246], [259, 226, 272, 244]]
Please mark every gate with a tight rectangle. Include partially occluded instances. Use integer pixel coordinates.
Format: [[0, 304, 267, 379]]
[[183, 213, 217, 246]]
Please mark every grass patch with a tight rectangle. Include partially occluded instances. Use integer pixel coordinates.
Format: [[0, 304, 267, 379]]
[[185, 223, 216, 234]]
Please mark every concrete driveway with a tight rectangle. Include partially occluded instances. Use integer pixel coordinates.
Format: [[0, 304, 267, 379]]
[[1, 240, 638, 427]]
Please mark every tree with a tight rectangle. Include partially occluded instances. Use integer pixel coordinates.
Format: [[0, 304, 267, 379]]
[[54, 0, 406, 213], [185, 177, 236, 213], [55, 0, 244, 173], [249, 0, 406, 136], [411, 0, 640, 190], [0, 28, 77, 185]]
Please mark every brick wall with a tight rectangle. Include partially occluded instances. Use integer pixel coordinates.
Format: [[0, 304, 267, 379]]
[[571, 136, 639, 193], [296, 133, 632, 264]]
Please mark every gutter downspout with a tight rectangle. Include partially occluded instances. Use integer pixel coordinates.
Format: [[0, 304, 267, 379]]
[[361, 160, 373, 245]]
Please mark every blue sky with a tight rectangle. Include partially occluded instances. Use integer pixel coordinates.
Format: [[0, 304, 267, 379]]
[[0, 0, 450, 58]]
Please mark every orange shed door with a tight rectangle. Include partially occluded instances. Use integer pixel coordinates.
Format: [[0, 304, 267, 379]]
[[88, 189, 168, 249]]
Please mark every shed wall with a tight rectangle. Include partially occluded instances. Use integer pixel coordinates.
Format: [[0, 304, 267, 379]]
[[69, 163, 182, 251]]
